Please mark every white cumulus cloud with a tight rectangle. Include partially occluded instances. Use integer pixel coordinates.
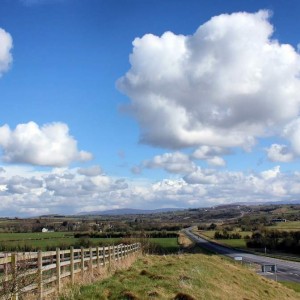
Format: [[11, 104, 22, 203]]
[[0, 122, 92, 167], [78, 165, 102, 177], [118, 10, 300, 150], [192, 146, 227, 166], [0, 28, 13, 76], [266, 144, 294, 162], [143, 152, 196, 174]]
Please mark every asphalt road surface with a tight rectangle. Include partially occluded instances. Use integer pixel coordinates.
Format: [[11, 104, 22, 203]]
[[184, 228, 300, 283]]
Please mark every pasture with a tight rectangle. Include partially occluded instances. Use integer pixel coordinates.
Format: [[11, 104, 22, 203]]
[[0, 232, 179, 252], [268, 221, 300, 231]]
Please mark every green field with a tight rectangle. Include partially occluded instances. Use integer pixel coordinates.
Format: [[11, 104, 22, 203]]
[[201, 230, 252, 239], [215, 239, 247, 248], [0, 232, 178, 252], [148, 237, 179, 253], [0, 232, 71, 241], [268, 221, 300, 231], [197, 230, 249, 250]]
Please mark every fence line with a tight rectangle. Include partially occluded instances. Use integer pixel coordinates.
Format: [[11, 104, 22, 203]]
[[0, 242, 141, 300]]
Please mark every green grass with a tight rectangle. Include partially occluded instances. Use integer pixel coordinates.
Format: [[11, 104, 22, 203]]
[[199, 230, 249, 250], [0, 232, 71, 240], [148, 237, 179, 253], [0, 238, 121, 250], [60, 254, 300, 300], [0, 234, 179, 252], [268, 221, 300, 231], [279, 281, 300, 293], [201, 230, 252, 239], [216, 239, 247, 249]]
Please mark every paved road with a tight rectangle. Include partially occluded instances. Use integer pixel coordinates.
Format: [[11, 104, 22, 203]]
[[184, 228, 300, 283]]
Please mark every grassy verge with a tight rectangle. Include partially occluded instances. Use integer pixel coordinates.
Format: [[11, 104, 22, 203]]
[[279, 281, 300, 293], [59, 254, 300, 300]]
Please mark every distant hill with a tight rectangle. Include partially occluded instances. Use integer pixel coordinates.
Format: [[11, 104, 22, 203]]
[[234, 199, 300, 206], [78, 208, 184, 216]]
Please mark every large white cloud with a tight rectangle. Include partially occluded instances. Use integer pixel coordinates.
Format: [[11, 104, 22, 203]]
[[118, 10, 300, 150], [0, 28, 13, 76], [0, 122, 92, 167]]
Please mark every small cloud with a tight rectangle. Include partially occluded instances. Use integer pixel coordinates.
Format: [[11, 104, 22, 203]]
[[117, 150, 126, 159], [78, 165, 102, 177], [192, 146, 228, 167], [131, 165, 142, 174], [143, 152, 196, 174], [0, 122, 92, 167], [261, 166, 281, 180], [0, 28, 13, 77], [266, 144, 294, 162]]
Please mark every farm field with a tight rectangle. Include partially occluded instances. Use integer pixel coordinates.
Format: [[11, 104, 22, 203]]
[[200, 230, 252, 239], [148, 237, 179, 253], [214, 238, 247, 249], [0, 232, 179, 252], [0, 232, 72, 241], [268, 221, 300, 231], [198, 230, 248, 249]]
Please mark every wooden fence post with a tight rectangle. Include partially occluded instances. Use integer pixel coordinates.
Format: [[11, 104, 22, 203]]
[[3, 253, 8, 292], [11, 253, 18, 300], [37, 250, 43, 300], [96, 246, 100, 270], [56, 248, 61, 294], [113, 245, 116, 263], [103, 246, 106, 267], [89, 247, 93, 274], [116, 245, 119, 261], [108, 246, 111, 271], [70, 247, 74, 284], [81, 247, 84, 278]]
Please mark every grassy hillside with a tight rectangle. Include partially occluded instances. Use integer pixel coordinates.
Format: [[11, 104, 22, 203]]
[[60, 253, 300, 300]]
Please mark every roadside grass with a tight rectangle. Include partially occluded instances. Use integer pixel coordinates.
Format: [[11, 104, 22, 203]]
[[59, 253, 300, 300], [215, 238, 247, 248], [279, 281, 300, 293]]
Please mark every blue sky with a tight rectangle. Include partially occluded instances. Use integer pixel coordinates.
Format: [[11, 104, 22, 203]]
[[1, 0, 300, 216]]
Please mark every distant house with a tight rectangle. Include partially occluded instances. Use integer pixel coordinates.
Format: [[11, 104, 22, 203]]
[[271, 218, 287, 222]]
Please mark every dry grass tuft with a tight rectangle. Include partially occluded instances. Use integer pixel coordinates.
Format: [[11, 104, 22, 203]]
[[178, 232, 195, 248], [174, 292, 196, 300], [139, 269, 164, 280], [122, 290, 139, 299], [148, 290, 160, 298]]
